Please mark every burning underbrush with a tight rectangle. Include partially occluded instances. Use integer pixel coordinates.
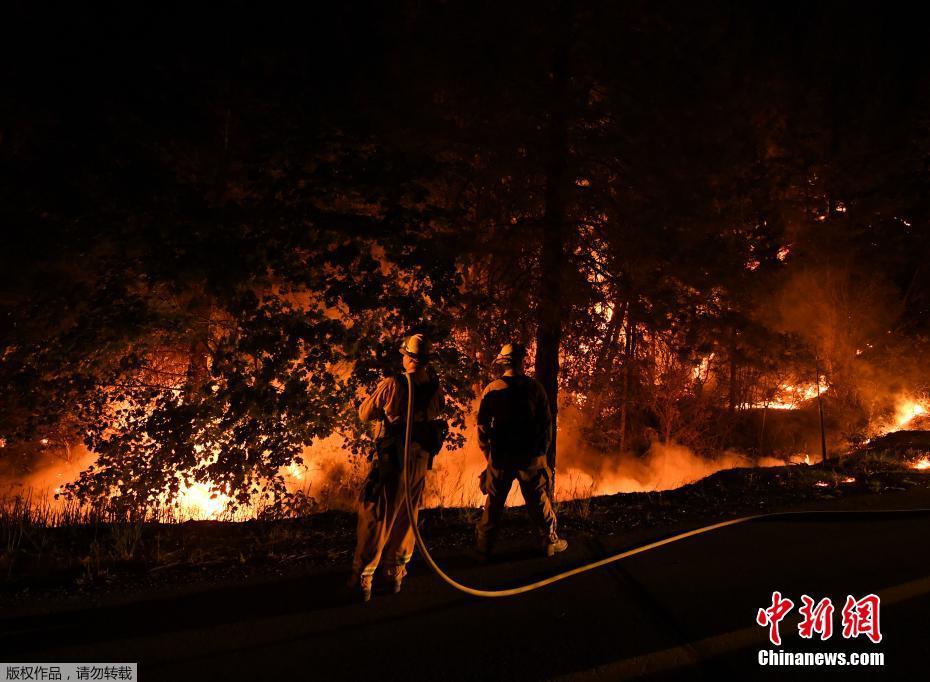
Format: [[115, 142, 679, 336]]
[[0, 430, 802, 524], [3, 393, 928, 526], [3, 449, 930, 608]]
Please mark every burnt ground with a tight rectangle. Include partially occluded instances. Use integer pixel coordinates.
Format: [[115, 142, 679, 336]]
[[2, 440, 929, 616]]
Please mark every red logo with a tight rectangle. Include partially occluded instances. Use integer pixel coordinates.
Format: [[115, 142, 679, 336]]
[[798, 595, 834, 640], [756, 592, 882, 645], [841, 594, 882, 644], [756, 591, 794, 645]]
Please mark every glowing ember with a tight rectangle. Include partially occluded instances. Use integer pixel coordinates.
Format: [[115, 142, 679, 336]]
[[841, 476, 855, 484], [814, 480, 830, 488], [913, 457, 930, 471]]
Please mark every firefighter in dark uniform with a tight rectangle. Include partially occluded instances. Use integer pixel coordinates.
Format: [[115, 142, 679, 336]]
[[475, 343, 567, 558], [349, 334, 445, 601]]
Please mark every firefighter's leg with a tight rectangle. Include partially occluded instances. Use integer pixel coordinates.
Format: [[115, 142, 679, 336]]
[[350, 463, 397, 598], [475, 465, 516, 556], [381, 448, 429, 592], [516, 466, 559, 545]]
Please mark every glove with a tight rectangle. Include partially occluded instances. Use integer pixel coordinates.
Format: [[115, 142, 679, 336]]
[[478, 469, 489, 496]]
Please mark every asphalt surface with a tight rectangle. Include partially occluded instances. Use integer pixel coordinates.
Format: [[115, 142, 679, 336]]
[[4, 492, 930, 681]]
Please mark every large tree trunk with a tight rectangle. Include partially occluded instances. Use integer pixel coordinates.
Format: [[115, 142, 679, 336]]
[[535, 1, 572, 475]]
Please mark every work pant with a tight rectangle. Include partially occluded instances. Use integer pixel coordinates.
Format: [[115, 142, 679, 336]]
[[352, 445, 429, 583], [475, 462, 558, 552]]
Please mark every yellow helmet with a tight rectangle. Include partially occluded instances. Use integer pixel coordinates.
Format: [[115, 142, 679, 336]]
[[494, 342, 526, 365], [399, 334, 431, 360]]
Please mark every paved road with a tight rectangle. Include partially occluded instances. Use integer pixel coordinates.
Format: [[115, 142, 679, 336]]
[[4, 497, 930, 681]]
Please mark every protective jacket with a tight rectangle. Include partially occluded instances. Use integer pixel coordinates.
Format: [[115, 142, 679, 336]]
[[477, 373, 552, 470], [360, 372, 445, 468]]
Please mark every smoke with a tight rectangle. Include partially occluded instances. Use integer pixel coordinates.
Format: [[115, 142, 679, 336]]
[[282, 435, 367, 511], [558, 442, 755, 496], [0, 443, 96, 500], [547, 406, 781, 501], [758, 264, 930, 439], [420, 403, 784, 508]]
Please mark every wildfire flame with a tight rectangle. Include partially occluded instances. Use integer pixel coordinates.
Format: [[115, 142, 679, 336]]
[[176, 481, 230, 520], [913, 456, 930, 471], [894, 401, 925, 430], [748, 379, 829, 411], [871, 396, 930, 439]]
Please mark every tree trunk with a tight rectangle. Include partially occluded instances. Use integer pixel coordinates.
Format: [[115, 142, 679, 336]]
[[534, 0, 572, 474]]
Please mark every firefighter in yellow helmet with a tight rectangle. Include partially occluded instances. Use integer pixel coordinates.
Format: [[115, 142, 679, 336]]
[[349, 334, 446, 602], [475, 343, 567, 559]]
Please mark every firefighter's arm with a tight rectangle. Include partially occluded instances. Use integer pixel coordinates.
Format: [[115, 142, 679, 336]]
[[476, 385, 492, 457], [535, 381, 553, 456], [358, 377, 396, 423], [426, 383, 446, 420]]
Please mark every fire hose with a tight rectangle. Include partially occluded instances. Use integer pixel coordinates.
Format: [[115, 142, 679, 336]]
[[401, 373, 929, 598]]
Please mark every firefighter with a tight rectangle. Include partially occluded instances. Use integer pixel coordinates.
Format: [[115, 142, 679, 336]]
[[475, 343, 568, 559], [349, 334, 445, 602]]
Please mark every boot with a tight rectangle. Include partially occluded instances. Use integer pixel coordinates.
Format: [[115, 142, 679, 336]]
[[347, 571, 373, 602], [359, 573, 373, 602], [382, 564, 407, 595], [543, 537, 568, 557], [475, 531, 494, 562]]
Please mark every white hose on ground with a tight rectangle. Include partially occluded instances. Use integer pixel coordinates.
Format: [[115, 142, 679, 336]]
[[402, 373, 929, 598]]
